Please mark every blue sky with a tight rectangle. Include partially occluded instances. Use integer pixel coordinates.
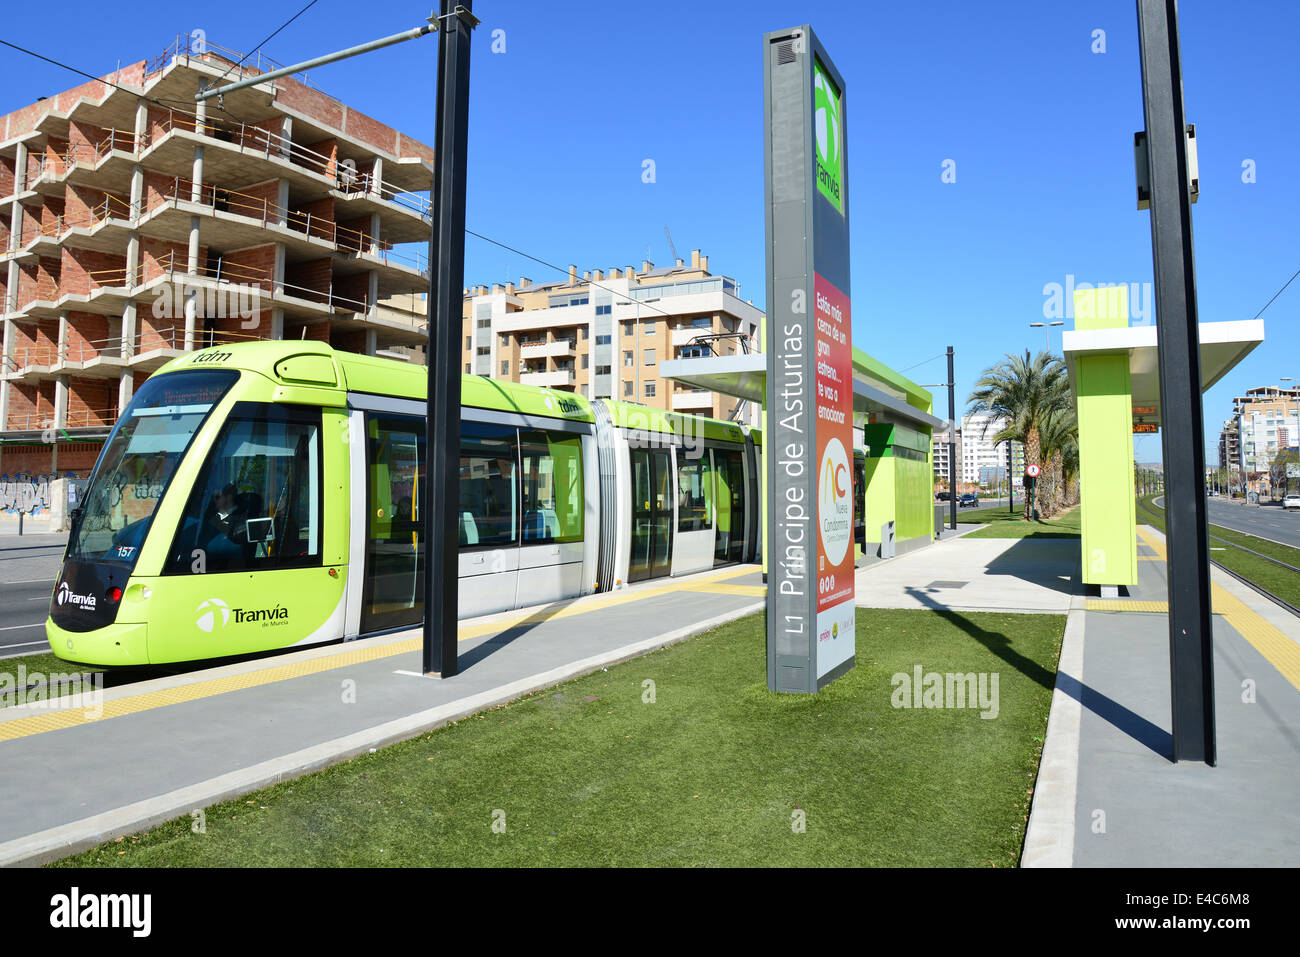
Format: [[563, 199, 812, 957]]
[[5, 0, 1297, 462]]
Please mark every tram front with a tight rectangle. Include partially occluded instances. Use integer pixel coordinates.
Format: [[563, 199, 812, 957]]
[[48, 368, 239, 666]]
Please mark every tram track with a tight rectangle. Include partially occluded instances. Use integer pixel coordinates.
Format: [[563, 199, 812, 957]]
[[1135, 496, 1300, 619]]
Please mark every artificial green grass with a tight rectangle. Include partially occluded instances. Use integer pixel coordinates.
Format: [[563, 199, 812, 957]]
[[54, 608, 1064, 868], [0, 651, 101, 709], [964, 504, 1080, 540], [1136, 495, 1300, 608]]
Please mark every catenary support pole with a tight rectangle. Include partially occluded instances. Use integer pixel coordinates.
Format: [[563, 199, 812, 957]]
[[423, 0, 476, 677], [947, 346, 956, 530], [1136, 0, 1215, 764]]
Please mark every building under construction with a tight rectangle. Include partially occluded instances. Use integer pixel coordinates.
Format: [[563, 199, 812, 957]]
[[0, 34, 434, 477]]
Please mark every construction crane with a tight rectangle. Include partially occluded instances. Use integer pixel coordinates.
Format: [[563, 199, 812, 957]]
[[664, 226, 678, 264]]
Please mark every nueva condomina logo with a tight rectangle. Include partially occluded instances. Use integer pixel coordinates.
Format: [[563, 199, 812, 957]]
[[814, 60, 843, 215]]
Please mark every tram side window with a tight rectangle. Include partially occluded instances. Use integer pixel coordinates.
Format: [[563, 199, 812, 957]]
[[677, 454, 713, 532], [459, 423, 518, 547], [165, 404, 321, 574], [519, 430, 583, 544]]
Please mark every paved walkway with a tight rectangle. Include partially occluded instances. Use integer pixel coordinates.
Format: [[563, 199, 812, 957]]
[[1023, 524, 1300, 867], [856, 534, 1081, 614], [0, 564, 764, 865]]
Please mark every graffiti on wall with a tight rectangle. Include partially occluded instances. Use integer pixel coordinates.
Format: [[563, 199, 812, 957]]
[[0, 473, 77, 515]]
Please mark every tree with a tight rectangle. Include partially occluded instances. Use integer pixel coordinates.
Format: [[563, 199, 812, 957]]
[[1270, 449, 1299, 498], [1038, 406, 1079, 516], [967, 350, 1071, 519]]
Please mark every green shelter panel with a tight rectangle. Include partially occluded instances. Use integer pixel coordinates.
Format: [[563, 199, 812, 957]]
[[1077, 352, 1138, 587]]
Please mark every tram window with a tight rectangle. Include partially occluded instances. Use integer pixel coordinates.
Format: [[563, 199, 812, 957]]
[[519, 430, 583, 544], [165, 403, 321, 574], [459, 422, 518, 548], [677, 454, 713, 532]]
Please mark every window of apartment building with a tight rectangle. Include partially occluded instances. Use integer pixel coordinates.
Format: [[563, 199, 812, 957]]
[[548, 294, 589, 308], [580, 384, 589, 397], [500, 334, 509, 346], [578, 326, 588, 340], [476, 346, 490, 357], [644, 349, 655, 365], [465, 363, 471, 373], [645, 382, 656, 398], [465, 336, 472, 350], [623, 381, 633, 397], [582, 355, 589, 369], [623, 321, 634, 337], [595, 334, 611, 346], [643, 322, 656, 335], [596, 365, 611, 377], [623, 351, 633, 367], [501, 360, 509, 376], [477, 318, 490, 329], [595, 304, 611, 316]]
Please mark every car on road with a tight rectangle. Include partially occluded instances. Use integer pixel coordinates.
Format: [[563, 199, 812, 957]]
[[935, 491, 950, 502], [959, 493, 980, 508], [1284, 494, 1300, 511]]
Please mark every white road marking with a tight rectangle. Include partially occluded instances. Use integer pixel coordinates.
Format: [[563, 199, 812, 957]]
[[1, 639, 49, 650], [0, 622, 45, 632], [2, 578, 56, 585]]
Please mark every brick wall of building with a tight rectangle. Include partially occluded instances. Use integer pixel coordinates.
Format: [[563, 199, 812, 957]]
[[60, 247, 127, 297], [222, 243, 276, 289], [63, 311, 111, 360], [67, 377, 115, 427], [284, 258, 331, 303]]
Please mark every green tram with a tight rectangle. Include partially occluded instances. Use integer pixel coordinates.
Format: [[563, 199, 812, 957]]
[[47, 341, 772, 667]]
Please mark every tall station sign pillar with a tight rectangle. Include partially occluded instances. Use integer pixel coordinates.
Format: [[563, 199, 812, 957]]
[[763, 25, 855, 693]]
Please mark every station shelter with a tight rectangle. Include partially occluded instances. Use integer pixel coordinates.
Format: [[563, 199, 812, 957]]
[[1063, 287, 1263, 596]]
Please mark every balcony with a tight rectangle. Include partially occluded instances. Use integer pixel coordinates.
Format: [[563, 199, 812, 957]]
[[519, 339, 577, 360], [671, 326, 714, 348], [497, 305, 592, 334], [672, 390, 714, 411], [520, 369, 576, 389]]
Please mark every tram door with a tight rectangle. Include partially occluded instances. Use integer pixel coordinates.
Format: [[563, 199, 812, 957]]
[[713, 448, 747, 566], [628, 448, 673, 582], [360, 414, 425, 634]]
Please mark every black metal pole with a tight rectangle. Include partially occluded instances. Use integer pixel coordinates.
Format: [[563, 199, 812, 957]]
[[947, 346, 957, 530], [1136, 0, 1215, 764], [423, 0, 474, 677], [1008, 440, 1014, 513]]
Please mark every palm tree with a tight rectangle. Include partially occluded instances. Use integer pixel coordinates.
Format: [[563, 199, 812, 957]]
[[1038, 406, 1079, 516], [967, 350, 1071, 520]]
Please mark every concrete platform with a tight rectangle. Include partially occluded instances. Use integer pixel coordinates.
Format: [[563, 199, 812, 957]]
[[0, 563, 765, 866], [856, 534, 1082, 614], [1023, 524, 1300, 867]]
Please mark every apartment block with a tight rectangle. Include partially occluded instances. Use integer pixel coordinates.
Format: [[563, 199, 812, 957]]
[[0, 35, 433, 476], [960, 412, 1023, 485], [457, 251, 762, 423], [932, 425, 961, 484], [1225, 385, 1300, 477]]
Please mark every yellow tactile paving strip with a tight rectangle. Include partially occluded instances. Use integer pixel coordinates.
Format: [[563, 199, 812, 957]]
[[1095, 527, 1300, 692], [1087, 600, 1169, 612], [0, 564, 762, 742]]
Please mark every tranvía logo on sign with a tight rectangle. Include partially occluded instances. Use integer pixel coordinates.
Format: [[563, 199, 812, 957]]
[[814, 68, 839, 169], [819, 437, 852, 566], [196, 598, 230, 633], [56, 581, 97, 610]]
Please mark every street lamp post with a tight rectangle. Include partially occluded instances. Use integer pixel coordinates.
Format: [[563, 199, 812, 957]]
[[1029, 320, 1065, 353]]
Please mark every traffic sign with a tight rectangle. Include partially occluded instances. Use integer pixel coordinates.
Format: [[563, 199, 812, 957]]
[[1026, 464, 1041, 478]]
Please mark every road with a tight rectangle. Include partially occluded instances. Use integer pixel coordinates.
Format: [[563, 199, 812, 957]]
[[1154, 496, 1300, 549], [0, 532, 66, 657]]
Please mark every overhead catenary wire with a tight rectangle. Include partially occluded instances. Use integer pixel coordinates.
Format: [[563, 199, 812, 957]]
[[1250, 266, 1300, 321], [208, 0, 323, 90], [464, 228, 692, 324]]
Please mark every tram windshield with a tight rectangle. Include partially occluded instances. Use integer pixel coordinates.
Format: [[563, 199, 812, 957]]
[[66, 370, 239, 569]]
